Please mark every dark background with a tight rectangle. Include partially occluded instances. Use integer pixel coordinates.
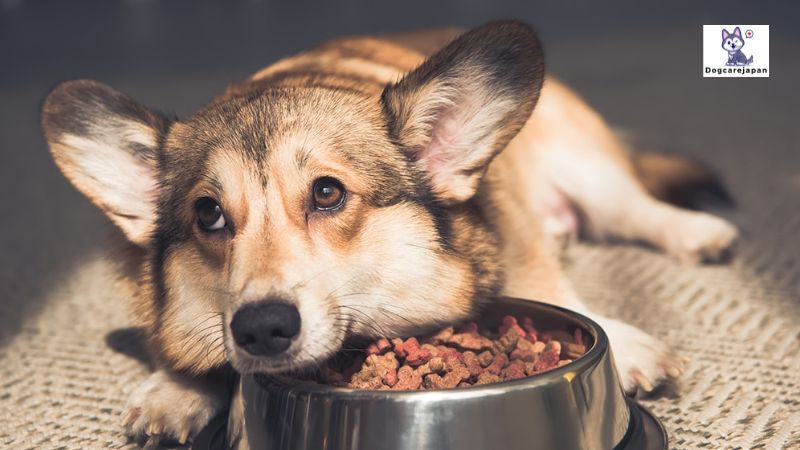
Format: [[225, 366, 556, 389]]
[[1, 0, 798, 344]]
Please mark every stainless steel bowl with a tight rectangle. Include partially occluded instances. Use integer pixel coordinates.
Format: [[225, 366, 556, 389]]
[[195, 298, 667, 450]]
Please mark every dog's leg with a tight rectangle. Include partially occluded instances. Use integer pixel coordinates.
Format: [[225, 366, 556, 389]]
[[522, 82, 738, 263], [121, 368, 231, 445], [548, 149, 738, 263]]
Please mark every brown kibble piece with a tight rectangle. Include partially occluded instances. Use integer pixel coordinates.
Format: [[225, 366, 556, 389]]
[[559, 341, 587, 360], [463, 351, 483, 378], [446, 332, 494, 352], [393, 365, 422, 390], [475, 372, 502, 386], [428, 326, 454, 344], [510, 337, 541, 362], [477, 350, 494, 367], [493, 326, 521, 354], [427, 356, 445, 373]]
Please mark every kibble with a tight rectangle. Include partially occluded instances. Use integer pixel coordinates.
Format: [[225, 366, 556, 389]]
[[313, 315, 588, 390]]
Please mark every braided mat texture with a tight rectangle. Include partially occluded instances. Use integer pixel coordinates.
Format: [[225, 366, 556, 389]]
[[1, 131, 798, 449]]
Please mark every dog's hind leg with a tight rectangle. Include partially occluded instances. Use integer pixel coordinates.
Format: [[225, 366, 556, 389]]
[[548, 148, 738, 263], [523, 79, 738, 263]]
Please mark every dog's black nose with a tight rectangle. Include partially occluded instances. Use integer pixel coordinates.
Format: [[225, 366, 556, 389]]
[[230, 301, 301, 356]]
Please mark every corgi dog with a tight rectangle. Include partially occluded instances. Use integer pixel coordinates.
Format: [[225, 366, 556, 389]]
[[41, 21, 737, 444]]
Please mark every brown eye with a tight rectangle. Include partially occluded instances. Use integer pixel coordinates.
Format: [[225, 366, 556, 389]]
[[195, 197, 226, 231], [312, 177, 346, 211]]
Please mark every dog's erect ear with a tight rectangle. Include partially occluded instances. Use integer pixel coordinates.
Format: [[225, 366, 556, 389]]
[[733, 27, 742, 38], [722, 29, 730, 40], [382, 20, 544, 204], [41, 80, 169, 246]]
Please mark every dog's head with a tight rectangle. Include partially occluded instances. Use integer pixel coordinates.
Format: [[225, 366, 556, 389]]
[[722, 27, 744, 52], [41, 21, 544, 374]]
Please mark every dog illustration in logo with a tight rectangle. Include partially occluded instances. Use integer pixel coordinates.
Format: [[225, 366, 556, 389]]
[[722, 27, 753, 66]]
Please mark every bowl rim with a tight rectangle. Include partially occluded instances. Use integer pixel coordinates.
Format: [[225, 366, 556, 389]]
[[253, 297, 610, 400]]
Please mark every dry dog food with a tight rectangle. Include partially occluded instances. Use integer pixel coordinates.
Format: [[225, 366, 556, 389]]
[[314, 315, 588, 390]]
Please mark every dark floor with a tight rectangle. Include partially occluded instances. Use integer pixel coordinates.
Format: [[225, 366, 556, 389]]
[[1, 0, 798, 344]]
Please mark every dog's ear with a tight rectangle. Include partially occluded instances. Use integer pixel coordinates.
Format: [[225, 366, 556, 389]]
[[733, 27, 742, 38], [41, 80, 169, 246], [382, 20, 544, 204], [722, 29, 730, 40]]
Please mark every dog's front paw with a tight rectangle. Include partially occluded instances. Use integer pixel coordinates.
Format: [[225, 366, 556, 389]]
[[667, 212, 738, 264], [121, 370, 228, 445], [597, 317, 685, 394]]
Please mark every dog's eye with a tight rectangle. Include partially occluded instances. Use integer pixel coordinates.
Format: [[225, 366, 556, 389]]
[[312, 177, 346, 211], [195, 197, 226, 231]]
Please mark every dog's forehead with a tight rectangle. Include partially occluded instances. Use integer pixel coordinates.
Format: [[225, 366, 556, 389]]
[[161, 87, 412, 209], [171, 88, 395, 171]]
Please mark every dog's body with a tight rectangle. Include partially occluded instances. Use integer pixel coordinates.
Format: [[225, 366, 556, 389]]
[[42, 22, 737, 444]]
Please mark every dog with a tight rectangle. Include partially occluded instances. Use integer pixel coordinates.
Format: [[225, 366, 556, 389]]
[[722, 27, 753, 66], [41, 21, 738, 444]]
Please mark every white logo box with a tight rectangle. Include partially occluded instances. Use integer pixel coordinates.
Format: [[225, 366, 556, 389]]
[[703, 25, 769, 78]]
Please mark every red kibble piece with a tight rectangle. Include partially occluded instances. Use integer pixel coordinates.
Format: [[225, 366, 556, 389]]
[[521, 317, 539, 342], [573, 328, 584, 346], [439, 346, 465, 363], [367, 338, 392, 355], [391, 338, 407, 357], [485, 353, 509, 376], [502, 361, 527, 380], [531, 341, 562, 373], [383, 368, 398, 387], [499, 315, 526, 338], [405, 346, 432, 367], [393, 336, 421, 360]]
